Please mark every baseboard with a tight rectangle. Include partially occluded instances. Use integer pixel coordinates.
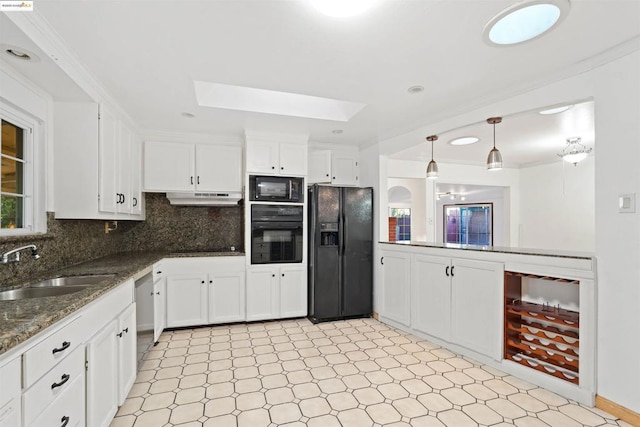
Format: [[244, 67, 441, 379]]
[[595, 395, 640, 426], [372, 311, 379, 320]]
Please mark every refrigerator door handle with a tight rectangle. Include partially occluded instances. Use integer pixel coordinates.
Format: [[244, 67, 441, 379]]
[[381, 257, 384, 265]]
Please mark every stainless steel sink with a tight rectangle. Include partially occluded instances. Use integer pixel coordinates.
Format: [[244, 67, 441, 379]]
[[28, 274, 115, 288], [0, 285, 90, 301]]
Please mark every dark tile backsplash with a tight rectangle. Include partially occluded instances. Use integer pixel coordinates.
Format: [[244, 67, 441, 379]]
[[0, 193, 244, 288]]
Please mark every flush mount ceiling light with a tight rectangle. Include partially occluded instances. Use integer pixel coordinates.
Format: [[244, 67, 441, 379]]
[[426, 135, 439, 180], [449, 136, 480, 146], [310, 0, 378, 17], [539, 104, 574, 115], [486, 117, 503, 171], [194, 81, 366, 122], [558, 137, 592, 165], [483, 0, 570, 46]]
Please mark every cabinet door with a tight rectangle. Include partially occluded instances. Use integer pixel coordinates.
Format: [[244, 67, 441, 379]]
[[279, 266, 307, 318], [246, 140, 279, 174], [195, 145, 242, 192], [143, 141, 195, 192], [381, 250, 411, 326], [153, 278, 166, 343], [279, 143, 307, 176], [246, 268, 279, 321], [208, 271, 245, 324], [0, 357, 21, 427], [86, 319, 119, 427], [129, 135, 143, 215], [165, 274, 208, 327], [98, 105, 120, 213], [308, 150, 331, 183], [117, 304, 137, 406], [412, 255, 451, 341], [332, 153, 359, 186], [451, 258, 503, 360], [117, 124, 133, 213]]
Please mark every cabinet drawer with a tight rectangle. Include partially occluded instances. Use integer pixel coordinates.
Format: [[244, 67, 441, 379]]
[[23, 346, 84, 427], [29, 372, 85, 427], [23, 315, 85, 388], [0, 357, 20, 408]]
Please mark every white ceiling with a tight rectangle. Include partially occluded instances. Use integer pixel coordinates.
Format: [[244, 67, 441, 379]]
[[2, 1, 639, 164]]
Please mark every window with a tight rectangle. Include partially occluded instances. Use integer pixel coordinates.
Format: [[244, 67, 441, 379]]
[[389, 208, 411, 242], [444, 204, 493, 246], [0, 107, 38, 236]]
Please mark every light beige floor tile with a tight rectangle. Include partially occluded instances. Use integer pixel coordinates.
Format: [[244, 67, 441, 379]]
[[207, 369, 233, 384], [400, 378, 432, 395], [486, 396, 528, 419], [234, 378, 262, 394], [337, 408, 374, 427], [342, 373, 371, 389], [378, 383, 410, 400], [418, 393, 454, 413], [333, 362, 359, 376], [233, 366, 259, 380], [392, 397, 429, 418], [411, 415, 447, 426], [508, 392, 549, 413], [514, 416, 550, 427], [261, 373, 289, 389], [149, 378, 179, 394], [169, 402, 204, 424], [116, 396, 144, 416], [484, 378, 520, 396], [462, 402, 503, 425], [132, 408, 171, 427], [443, 370, 475, 386], [440, 387, 476, 406], [182, 362, 207, 376], [310, 366, 336, 380], [110, 414, 136, 427], [317, 378, 347, 394], [236, 391, 266, 411], [292, 382, 322, 399], [206, 382, 234, 399], [427, 360, 456, 373], [437, 408, 477, 427], [463, 383, 499, 401], [237, 408, 270, 427], [326, 391, 359, 410], [354, 387, 385, 405], [269, 402, 302, 424], [422, 374, 455, 390], [141, 391, 175, 411], [299, 396, 331, 417], [286, 369, 313, 384], [463, 366, 495, 381], [203, 414, 237, 427], [204, 396, 235, 417], [539, 409, 584, 426], [175, 387, 205, 405], [407, 363, 436, 377], [180, 373, 206, 389], [282, 359, 307, 372], [366, 402, 402, 424], [559, 403, 610, 426], [265, 386, 295, 404]]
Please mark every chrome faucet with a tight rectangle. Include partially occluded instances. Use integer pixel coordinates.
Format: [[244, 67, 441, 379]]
[[1, 244, 40, 265]]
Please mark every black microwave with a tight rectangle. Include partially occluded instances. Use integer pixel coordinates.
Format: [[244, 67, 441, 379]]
[[249, 175, 304, 203]]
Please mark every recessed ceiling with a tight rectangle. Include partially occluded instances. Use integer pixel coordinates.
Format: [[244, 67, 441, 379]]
[[4, 1, 640, 163]]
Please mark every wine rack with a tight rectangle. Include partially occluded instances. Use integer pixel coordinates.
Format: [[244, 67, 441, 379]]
[[504, 271, 580, 385]]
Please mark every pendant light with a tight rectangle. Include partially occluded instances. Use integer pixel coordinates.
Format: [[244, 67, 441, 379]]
[[558, 137, 591, 165], [426, 135, 439, 179], [486, 117, 503, 171]]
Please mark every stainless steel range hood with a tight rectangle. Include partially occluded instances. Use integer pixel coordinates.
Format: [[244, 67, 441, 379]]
[[166, 192, 243, 206]]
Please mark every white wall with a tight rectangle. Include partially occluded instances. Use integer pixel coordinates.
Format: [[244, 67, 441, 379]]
[[519, 157, 595, 252], [387, 178, 427, 241]]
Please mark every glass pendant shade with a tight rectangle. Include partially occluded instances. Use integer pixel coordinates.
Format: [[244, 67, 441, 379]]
[[426, 135, 439, 179], [486, 117, 503, 171]]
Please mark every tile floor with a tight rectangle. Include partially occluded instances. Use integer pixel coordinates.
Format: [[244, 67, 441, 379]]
[[111, 318, 630, 427]]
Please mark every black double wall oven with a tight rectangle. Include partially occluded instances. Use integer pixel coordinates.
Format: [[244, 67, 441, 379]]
[[250, 175, 304, 265]]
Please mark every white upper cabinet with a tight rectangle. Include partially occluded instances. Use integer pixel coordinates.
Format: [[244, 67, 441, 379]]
[[308, 150, 359, 186], [53, 102, 145, 220], [143, 141, 195, 192], [144, 142, 242, 192], [245, 135, 308, 176]]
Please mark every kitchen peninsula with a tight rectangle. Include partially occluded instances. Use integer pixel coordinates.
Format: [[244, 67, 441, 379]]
[[378, 241, 595, 405]]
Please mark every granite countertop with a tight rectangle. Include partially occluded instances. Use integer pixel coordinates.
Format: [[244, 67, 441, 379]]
[[0, 250, 245, 356], [379, 241, 594, 260]]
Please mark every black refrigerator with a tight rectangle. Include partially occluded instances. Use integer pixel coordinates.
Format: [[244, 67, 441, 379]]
[[308, 184, 373, 323]]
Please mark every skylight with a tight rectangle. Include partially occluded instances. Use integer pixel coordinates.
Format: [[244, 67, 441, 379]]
[[194, 81, 366, 122]]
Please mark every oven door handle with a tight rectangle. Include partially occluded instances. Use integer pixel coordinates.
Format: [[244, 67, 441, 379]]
[[252, 223, 302, 230]]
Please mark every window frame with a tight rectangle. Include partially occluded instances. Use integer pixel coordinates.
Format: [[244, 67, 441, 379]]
[[0, 104, 41, 237]]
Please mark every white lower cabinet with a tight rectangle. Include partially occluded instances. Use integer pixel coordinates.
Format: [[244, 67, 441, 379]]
[[163, 257, 246, 328], [86, 319, 118, 427], [0, 357, 21, 427], [412, 254, 451, 341], [30, 373, 85, 427], [246, 265, 306, 321], [117, 304, 137, 405], [166, 273, 208, 328], [153, 276, 167, 343], [380, 250, 411, 327]]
